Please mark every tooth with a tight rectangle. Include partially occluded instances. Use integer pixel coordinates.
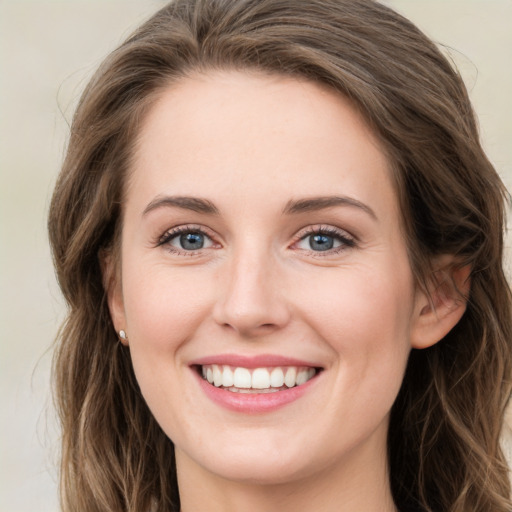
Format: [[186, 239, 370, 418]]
[[270, 367, 284, 387], [222, 365, 234, 387], [296, 369, 309, 386], [203, 364, 316, 390], [233, 367, 252, 388], [252, 368, 271, 389], [284, 367, 297, 387], [213, 365, 223, 387]]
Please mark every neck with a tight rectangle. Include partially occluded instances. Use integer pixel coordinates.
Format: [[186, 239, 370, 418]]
[[176, 440, 398, 512]]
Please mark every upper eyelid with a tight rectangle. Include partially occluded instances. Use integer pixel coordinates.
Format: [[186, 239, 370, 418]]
[[293, 224, 356, 241]]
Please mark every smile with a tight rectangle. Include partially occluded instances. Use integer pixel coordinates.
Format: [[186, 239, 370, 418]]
[[200, 364, 318, 393]]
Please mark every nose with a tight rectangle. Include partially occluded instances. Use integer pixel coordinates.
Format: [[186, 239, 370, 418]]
[[212, 247, 291, 338]]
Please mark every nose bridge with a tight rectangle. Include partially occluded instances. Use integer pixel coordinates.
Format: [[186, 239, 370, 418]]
[[213, 238, 289, 336]]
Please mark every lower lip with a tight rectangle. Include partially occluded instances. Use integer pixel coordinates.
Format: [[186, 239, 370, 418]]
[[193, 369, 319, 414]]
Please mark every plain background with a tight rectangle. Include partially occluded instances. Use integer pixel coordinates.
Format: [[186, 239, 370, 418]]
[[1, 1, 511, 511]]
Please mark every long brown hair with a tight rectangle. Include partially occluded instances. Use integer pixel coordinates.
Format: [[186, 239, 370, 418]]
[[48, 1, 512, 510]]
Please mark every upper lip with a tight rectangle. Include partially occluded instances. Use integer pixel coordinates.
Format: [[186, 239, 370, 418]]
[[190, 353, 323, 369]]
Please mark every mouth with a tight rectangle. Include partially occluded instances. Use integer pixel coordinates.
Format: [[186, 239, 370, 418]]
[[196, 364, 321, 394]]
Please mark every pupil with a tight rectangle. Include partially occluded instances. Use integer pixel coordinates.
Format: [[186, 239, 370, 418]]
[[180, 232, 204, 250], [310, 234, 333, 251]]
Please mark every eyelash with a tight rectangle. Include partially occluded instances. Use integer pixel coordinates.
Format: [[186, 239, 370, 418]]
[[156, 225, 218, 256], [291, 225, 356, 255], [156, 224, 356, 256]]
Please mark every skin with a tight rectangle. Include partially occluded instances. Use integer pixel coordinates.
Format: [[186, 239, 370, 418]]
[[108, 71, 467, 512]]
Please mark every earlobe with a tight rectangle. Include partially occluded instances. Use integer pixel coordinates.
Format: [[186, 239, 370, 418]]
[[410, 258, 471, 350], [99, 248, 128, 345]]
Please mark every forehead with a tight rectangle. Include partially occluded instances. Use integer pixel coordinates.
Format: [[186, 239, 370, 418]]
[[128, 70, 398, 219]]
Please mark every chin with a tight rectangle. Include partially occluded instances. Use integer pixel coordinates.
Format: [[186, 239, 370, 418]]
[[175, 429, 338, 487], [201, 456, 316, 486]]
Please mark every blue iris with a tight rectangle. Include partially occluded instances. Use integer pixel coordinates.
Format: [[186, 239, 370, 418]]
[[180, 232, 204, 250], [309, 234, 334, 251]]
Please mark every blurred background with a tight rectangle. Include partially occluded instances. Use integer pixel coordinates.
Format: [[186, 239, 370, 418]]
[[0, 1, 511, 511]]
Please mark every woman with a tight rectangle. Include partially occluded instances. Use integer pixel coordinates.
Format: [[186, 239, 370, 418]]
[[48, 0, 512, 511]]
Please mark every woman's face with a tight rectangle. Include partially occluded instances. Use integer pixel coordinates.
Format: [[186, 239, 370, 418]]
[[110, 71, 426, 485]]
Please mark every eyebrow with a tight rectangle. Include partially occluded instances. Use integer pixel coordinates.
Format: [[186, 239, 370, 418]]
[[282, 196, 377, 220], [142, 194, 376, 220], [143, 196, 220, 216]]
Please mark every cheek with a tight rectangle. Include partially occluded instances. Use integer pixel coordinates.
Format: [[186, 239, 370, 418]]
[[123, 263, 215, 345], [298, 264, 413, 339], [120, 263, 219, 408], [294, 264, 414, 389], [120, 263, 216, 426]]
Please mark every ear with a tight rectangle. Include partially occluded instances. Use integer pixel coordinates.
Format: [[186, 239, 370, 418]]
[[100, 248, 128, 345], [410, 256, 471, 350]]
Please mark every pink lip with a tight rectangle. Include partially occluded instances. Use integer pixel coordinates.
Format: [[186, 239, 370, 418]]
[[195, 375, 318, 413], [190, 355, 322, 414], [191, 353, 321, 369]]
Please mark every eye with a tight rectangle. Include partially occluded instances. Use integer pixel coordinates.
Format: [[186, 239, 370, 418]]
[[305, 233, 338, 251], [293, 227, 355, 253], [172, 231, 209, 250], [158, 226, 216, 254]]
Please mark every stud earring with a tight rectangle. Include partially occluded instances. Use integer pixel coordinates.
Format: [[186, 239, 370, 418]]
[[119, 330, 127, 341]]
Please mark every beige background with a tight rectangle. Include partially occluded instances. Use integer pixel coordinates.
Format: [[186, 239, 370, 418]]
[[0, 1, 511, 511]]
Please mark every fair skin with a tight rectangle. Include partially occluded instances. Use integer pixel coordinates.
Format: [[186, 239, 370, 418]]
[[107, 71, 467, 512]]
